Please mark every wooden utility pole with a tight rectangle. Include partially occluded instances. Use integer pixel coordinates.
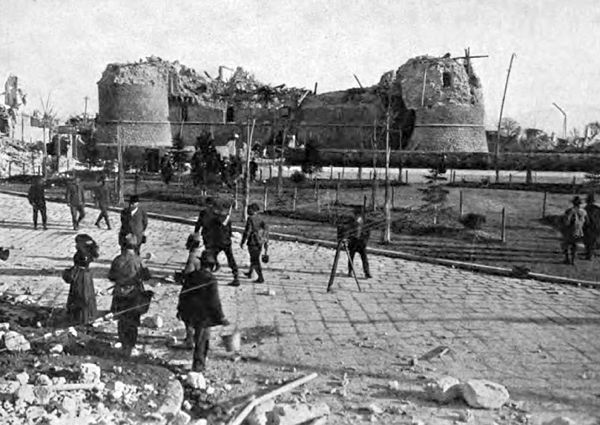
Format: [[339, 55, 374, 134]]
[[383, 75, 394, 243], [495, 53, 516, 183], [276, 127, 288, 196], [117, 125, 124, 206], [83, 96, 89, 126], [41, 126, 47, 177], [243, 119, 256, 221], [370, 120, 378, 211]]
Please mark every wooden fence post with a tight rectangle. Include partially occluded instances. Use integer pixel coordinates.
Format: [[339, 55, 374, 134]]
[[263, 185, 268, 211], [341, 166, 345, 179], [22, 163, 26, 175], [292, 187, 297, 211], [335, 180, 340, 204], [316, 179, 321, 213], [542, 191, 547, 218], [363, 195, 367, 213], [269, 165, 273, 180], [330, 167, 333, 180], [391, 184, 395, 209], [234, 182, 238, 210], [358, 166, 362, 181], [509, 174, 512, 184], [405, 169, 408, 184], [259, 168, 263, 182], [459, 190, 464, 217], [501, 207, 507, 243], [371, 182, 377, 211], [8, 162, 12, 177]]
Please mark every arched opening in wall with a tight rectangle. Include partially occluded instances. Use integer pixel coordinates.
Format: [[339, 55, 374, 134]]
[[226, 106, 235, 123], [442, 72, 453, 88]]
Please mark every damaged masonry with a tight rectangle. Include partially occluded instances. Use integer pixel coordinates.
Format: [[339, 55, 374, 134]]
[[95, 54, 487, 153]]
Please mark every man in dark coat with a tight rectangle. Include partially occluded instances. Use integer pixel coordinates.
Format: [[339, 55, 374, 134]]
[[118, 195, 148, 255], [94, 177, 111, 230], [177, 250, 227, 371], [27, 176, 47, 230], [195, 199, 239, 286], [338, 207, 372, 279], [240, 203, 268, 283], [108, 234, 152, 357], [66, 177, 85, 230], [561, 196, 588, 265], [584, 193, 600, 259]]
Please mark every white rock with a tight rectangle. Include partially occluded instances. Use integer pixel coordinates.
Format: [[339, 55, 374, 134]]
[[186, 372, 206, 390], [15, 385, 35, 404], [206, 386, 215, 395], [110, 381, 125, 400], [49, 344, 63, 354], [60, 396, 78, 416], [424, 376, 462, 403], [182, 400, 192, 411], [388, 380, 400, 391], [15, 372, 29, 385], [51, 377, 66, 386], [543, 417, 577, 425], [461, 379, 509, 409], [67, 327, 78, 337], [79, 363, 101, 383], [266, 403, 330, 425], [171, 410, 191, 425], [0, 323, 9, 331], [189, 420, 208, 425], [3, 331, 31, 352], [142, 315, 164, 329], [366, 403, 383, 415], [0, 381, 20, 401]]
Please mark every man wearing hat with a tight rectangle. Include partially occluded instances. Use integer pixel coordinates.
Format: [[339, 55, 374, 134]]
[[119, 195, 148, 255], [108, 233, 152, 356], [27, 176, 48, 230], [65, 176, 86, 230], [177, 250, 228, 370], [584, 193, 600, 259], [240, 203, 268, 283], [561, 196, 588, 265], [94, 176, 111, 230]]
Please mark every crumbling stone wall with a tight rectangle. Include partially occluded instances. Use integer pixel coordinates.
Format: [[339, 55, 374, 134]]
[[96, 63, 172, 147], [395, 56, 487, 152]]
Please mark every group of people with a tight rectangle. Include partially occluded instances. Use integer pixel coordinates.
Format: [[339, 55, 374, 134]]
[[560, 193, 600, 264], [30, 174, 270, 370]]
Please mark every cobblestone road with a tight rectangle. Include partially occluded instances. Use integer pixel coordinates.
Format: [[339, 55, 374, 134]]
[[0, 193, 599, 424]]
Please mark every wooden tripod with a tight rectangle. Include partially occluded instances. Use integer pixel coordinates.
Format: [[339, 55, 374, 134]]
[[326, 239, 362, 292]]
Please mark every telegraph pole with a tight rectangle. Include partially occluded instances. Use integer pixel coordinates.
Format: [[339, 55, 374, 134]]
[[382, 72, 395, 243], [83, 96, 89, 125], [495, 53, 516, 183], [552, 102, 567, 139]]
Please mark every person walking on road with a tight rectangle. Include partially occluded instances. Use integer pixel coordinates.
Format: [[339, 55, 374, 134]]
[[27, 176, 47, 230], [176, 250, 228, 371], [119, 195, 148, 255], [584, 193, 600, 260], [561, 196, 588, 265], [240, 203, 268, 283], [66, 234, 99, 325], [66, 176, 86, 230], [94, 176, 111, 230], [108, 234, 153, 357]]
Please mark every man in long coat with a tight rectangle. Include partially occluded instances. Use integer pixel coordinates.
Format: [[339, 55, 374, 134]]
[[94, 176, 111, 230], [28, 176, 47, 230], [119, 195, 148, 255], [177, 250, 227, 371], [66, 177, 85, 230]]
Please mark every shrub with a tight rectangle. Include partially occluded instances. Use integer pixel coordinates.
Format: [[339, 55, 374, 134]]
[[460, 213, 487, 230], [290, 170, 306, 184]]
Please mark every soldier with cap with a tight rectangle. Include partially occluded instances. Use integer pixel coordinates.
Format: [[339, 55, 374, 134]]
[[119, 195, 148, 255], [561, 196, 588, 265], [66, 176, 86, 230], [108, 233, 152, 356], [240, 203, 268, 283], [94, 176, 111, 230], [27, 176, 47, 230], [177, 250, 228, 371]]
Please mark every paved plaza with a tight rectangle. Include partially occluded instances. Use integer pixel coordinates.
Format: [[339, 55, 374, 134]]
[[0, 193, 599, 424]]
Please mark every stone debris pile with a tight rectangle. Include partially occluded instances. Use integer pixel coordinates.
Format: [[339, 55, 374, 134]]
[[424, 376, 510, 409]]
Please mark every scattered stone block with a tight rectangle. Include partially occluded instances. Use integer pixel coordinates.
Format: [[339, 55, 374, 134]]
[[143, 315, 164, 329], [25, 405, 46, 421], [0, 323, 9, 331], [189, 420, 208, 425], [3, 331, 31, 352], [79, 363, 101, 383], [543, 418, 577, 425], [35, 374, 52, 386], [158, 380, 184, 416], [15, 385, 35, 404], [33, 386, 54, 404], [266, 402, 330, 425], [424, 376, 462, 403], [170, 410, 191, 425], [0, 380, 20, 401], [186, 372, 206, 390], [461, 379, 509, 409], [15, 372, 29, 385], [49, 344, 63, 354], [246, 399, 275, 425], [67, 327, 78, 337], [60, 396, 79, 416]]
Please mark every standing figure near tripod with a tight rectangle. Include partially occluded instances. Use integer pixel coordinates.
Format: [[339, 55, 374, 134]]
[[66, 177, 86, 230], [28, 176, 47, 230], [338, 207, 372, 279], [241, 203, 269, 283]]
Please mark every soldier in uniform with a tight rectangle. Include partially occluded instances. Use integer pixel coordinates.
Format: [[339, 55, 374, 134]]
[[118, 195, 148, 255], [94, 176, 111, 230], [561, 196, 588, 265], [66, 176, 86, 230], [177, 250, 228, 371], [108, 234, 152, 356], [27, 176, 47, 230], [240, 203, 268, 283]]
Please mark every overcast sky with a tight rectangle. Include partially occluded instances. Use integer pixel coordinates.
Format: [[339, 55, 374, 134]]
[[2, 0, 599, 133]]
